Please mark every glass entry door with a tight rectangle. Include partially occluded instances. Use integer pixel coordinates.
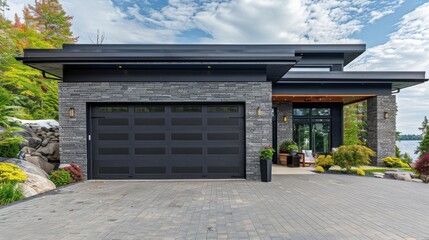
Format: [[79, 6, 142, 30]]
[[293, 108, 331, 154], [312, 120, 330, 153]]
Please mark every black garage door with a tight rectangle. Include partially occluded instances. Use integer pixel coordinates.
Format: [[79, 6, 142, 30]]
[[90, 103, 245, 179]]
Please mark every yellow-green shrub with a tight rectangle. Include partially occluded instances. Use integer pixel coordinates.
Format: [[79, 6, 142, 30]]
[[315, 166, 325, 173], [356, 168, 365, 176], [382, 157, 409, 168], [0, 163, 27, 182], [315, 155, 334, 171], [332, 145, 376, 173]]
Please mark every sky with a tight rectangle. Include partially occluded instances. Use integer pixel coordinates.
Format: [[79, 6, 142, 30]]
[[5, 0, 429, 134]]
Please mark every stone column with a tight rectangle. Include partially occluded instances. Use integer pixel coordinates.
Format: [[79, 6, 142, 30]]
[[273, 102, 293, 147], [367, 95, 396, 166]]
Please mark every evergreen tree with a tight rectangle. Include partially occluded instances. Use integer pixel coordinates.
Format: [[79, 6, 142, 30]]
[[23, 0, 77, 48], [418, 116, 428, 136], [416, 126, 429, 158]]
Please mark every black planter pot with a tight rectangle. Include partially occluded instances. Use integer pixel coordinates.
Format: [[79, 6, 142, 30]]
[[260, 159, 272, 182]]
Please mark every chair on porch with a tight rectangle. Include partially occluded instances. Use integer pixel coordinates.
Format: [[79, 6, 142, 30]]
[[298, 150, 317, 167]]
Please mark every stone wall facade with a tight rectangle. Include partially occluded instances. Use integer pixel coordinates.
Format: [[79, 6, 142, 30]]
[[59, 82, 272, 180], [273, 102, 293, 149], [367, 95, 397, 165]]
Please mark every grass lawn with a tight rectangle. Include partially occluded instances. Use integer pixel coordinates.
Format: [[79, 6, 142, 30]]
[[328, 166, 415, 174]]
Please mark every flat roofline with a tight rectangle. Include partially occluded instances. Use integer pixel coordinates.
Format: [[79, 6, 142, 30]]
[[278, 71, 428, 90]]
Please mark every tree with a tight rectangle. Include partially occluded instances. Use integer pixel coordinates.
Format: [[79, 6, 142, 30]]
[[23, 0, 77, 48], [89, 29, 106, 44], [344, 104, 359, 145], [416, 126, 429, 158], [0, 0, 76, 120], [0, 0, 9, 17], [418, 116, 428, 136]]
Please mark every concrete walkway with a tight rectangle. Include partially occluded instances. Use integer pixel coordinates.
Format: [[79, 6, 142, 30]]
[[272, 164, 315, 175], [0, 175, 428, 240]]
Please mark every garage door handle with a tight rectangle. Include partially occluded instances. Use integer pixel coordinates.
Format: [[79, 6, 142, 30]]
[[91, 117, 106, 119], [228, 117, 244, 119]]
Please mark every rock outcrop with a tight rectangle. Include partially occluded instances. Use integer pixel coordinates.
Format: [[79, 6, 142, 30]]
[[14, 120, 60, 174], [24, 172, 56, 194]]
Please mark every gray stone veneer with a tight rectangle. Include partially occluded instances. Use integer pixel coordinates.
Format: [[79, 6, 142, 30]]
[[367, 95, 397, 166], [273, 102, 293, 149], [59, 82, 272, 180]]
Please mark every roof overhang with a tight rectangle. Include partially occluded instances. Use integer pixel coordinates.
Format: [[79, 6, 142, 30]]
[[16, 44, 366, 81], [278, 71, 428, 90]]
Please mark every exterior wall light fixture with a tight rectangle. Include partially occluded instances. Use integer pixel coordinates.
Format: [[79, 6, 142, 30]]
[[69, 108, 75, 118], [384, 112, 389, 119], [256, 107, 262, 117], [283, 116, 287, 123]]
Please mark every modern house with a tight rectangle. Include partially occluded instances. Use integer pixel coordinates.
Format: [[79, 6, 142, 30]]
[[17, 44, 427, 180]]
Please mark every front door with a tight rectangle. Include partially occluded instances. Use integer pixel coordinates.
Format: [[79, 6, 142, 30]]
[[292, 107, 332, 154]]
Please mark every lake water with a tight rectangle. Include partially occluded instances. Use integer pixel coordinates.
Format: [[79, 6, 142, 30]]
[[396, 140, 420, 162]]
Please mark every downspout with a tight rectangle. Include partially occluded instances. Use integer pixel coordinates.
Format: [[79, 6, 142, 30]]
[[42, 71, 62, 81], [392, 88, 400, 94]]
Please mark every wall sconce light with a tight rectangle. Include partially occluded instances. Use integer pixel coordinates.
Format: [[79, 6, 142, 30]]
[[283, 116, 287, 123], [256, 107, 262, 117], [384, 112, 389, 119], [69, 108, 75, 118]]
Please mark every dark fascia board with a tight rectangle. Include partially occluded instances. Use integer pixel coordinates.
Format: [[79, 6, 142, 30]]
[[20, 43, 364, 63], [17, 44, 365, 80], [280, 71, 428, 90]]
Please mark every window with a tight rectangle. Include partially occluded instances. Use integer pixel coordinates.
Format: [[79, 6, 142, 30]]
[[312, 108, 330, 116], [208, 106, 239, 113], [293, 108, 310, 116], [135, 106, 165, 113], [171, 106, 202, 112], [98, 106, 128, 113]]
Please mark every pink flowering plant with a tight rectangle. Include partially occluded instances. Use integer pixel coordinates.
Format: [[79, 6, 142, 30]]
[[259, 146, 275, 161]]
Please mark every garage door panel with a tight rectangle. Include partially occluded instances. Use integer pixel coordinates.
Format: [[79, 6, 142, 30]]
[[91, 103, 244, 179]]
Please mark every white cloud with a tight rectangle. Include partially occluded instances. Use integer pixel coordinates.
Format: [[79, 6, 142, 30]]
[[348, 2, 429, 134]]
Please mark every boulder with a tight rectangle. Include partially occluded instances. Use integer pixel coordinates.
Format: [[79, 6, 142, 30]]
[[41, 138, 49, 147], [24, 172, 55, 194], [17, 183, 38, 198], [0, 158, 49, 179], [24, 156, 54, 174], [412, 179, 423, 183], [14, 125, 36, 138], [392, 172, 413, 181], [372, 172, 385, 178], [21, 147, 36, 154], [26, 137, 42, 148], [403, 174, 412, 181], [37, 142, 60, 161]]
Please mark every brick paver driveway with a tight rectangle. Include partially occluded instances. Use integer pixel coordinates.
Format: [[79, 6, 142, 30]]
[[1, 174, 428, 240]]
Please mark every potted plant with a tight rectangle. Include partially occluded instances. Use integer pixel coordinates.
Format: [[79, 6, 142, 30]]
[[288, 144, 299, 156], [278, 140, 296, 165], [259, 146, 275, 182], [279, 140, 296, 153]]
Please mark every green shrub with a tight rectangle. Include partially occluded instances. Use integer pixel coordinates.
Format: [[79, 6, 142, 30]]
[[0, 128, 26, 158], [315, 155, 334, 171], [0, 181, 25, 206], [382, 157, 409, 168], [356, 168, 365, 176], [0, 162, 27, 182], [315, 166, 325, 173], [49, 169, 72, 187], [259, 146, 275, 161], [332, 145, 376, 173], [279, 140, 297, 152]]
